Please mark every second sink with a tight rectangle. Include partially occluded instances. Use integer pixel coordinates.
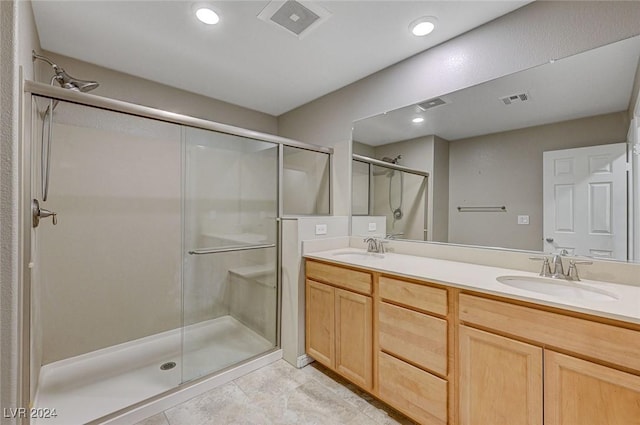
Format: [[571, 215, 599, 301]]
[[497, 275, 618, 302], [332, 251, 384, 261]]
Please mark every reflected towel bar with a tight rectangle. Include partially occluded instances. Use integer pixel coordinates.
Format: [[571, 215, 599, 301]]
[[457, 206, 506, 212], [188, 243, 276, 255]]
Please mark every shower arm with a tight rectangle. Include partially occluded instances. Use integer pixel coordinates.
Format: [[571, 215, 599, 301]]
[[32, 51, 62, 77], [32, 51, 56, 67]]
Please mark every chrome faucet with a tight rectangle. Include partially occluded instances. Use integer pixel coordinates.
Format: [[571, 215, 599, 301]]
[[529, 250, 592, 281], [364, 237, 378, 253], [364, 237, 387, 254], [550, 249, 569, 278]]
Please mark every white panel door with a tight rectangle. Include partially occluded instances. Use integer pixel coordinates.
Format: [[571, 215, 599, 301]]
[[543, 143, 627, 260]]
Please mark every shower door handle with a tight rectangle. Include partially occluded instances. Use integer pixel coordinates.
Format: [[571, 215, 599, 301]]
[[32, 199, 57, 228]]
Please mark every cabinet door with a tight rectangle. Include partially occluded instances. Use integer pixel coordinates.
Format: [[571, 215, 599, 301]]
[[459, 326, 543, 425], [545, 350, 640, 425], [305, 279, 335, 368], [335, 288, 373, 390]]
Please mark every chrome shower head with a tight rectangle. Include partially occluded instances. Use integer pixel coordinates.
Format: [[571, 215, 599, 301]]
[[380, 155, 402, 177], [54, 68, 100, 93], [32, 51, 99, 93], [381, 155, 402, 164]]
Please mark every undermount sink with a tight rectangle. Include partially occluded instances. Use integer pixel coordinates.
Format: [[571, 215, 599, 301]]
[[332, 251, 385, 260], [497, 275, 618, 302]]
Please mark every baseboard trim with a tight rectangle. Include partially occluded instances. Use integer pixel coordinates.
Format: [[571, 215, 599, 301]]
[[296, 354, 314, 368]]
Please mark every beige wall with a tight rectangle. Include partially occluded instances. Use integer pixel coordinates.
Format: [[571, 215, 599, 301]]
[[39, 107, 183, 364], [352, 141, 375, 157], [34, 51, 278, 135], [278, 1, 640, 217], [282, 148, 330, 215], [448, 112, 629, 251], [2, 0, 40, 416], [1, 1, 20, 417], [432, 136, 450, 243]]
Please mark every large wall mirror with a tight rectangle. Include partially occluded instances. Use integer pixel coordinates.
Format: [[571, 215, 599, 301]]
[[352, 35, 640, 262]]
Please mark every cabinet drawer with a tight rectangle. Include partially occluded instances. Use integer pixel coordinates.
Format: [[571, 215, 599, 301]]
[[459, 294, 640, 373], [378, 351, 448, 425], [306, 260, 372, 295], [379, 276, 447, 315], [379, 302, 447, 376]]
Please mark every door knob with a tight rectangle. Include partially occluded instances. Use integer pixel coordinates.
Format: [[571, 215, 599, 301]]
[[32, 199, 57, 228]]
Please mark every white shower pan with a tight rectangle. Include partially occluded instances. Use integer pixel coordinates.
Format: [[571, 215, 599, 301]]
[[33, 316, 276, 425]]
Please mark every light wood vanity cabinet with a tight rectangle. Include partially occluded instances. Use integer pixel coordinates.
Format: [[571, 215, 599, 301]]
[[305, 260, 450, 425], [305, 258, 640, 425], [459, 293, 640, 425], [305, 261, 373, 390]]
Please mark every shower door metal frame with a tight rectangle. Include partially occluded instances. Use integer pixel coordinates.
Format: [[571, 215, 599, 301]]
[[20, 80, 333, 423], [24, 81, 333, 155]]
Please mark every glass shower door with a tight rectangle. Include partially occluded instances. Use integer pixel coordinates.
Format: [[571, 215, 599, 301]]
[[30, 96, 184, 424], [182, 127, 279, 382]]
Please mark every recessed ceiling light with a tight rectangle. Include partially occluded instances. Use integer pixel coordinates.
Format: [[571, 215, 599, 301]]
[[410, 17, 436, 37], [412, 117, 424, 123], [195, 7, 219, 25]]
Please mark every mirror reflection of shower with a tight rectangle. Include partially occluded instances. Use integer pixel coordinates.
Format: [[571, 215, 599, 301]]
[[352, 154, 429, 241], [32, 51, 100, 201], [380, 155, 404, 229]]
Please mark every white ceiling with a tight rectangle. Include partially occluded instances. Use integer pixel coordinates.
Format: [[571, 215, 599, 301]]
[[31, 1, 530, 116], [353, 35, 640, 145]]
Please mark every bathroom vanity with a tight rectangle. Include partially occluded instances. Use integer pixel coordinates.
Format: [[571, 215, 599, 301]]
[[304, 249, 640, 425]]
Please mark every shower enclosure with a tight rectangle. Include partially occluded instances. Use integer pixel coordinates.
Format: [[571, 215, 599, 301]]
[[22, 82, 331, 424]]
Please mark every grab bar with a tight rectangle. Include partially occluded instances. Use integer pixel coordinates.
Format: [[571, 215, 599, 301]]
[[188, 243, 276, 255]]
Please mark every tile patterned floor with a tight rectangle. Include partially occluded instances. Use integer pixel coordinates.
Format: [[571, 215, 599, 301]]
[[135, 360, 416, 425]]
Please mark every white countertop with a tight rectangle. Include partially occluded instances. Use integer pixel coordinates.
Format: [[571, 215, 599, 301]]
[[304, 248, 640, 325]]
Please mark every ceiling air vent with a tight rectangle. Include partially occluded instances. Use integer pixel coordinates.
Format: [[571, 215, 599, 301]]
[[417, 97, 448, 111], [258, 1, 331, 39], [500, 92, 531, 105]]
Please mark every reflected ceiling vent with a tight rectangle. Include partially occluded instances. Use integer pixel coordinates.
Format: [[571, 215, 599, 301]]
[[500, 92, 531, 105], [258, 0, 331, 39], [417, 97, 449, 111]]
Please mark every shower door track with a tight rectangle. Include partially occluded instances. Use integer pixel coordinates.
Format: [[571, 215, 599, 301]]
[[23, 80, 333, 155]]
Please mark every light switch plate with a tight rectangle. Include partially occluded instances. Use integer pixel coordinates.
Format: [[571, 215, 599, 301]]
[[368, 222, 377, 231], [315, 224, 327, 235], [517, 215, 530, 225]]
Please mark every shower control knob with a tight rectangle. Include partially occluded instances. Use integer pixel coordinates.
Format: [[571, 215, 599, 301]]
[[32, 199, 58, 227]]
